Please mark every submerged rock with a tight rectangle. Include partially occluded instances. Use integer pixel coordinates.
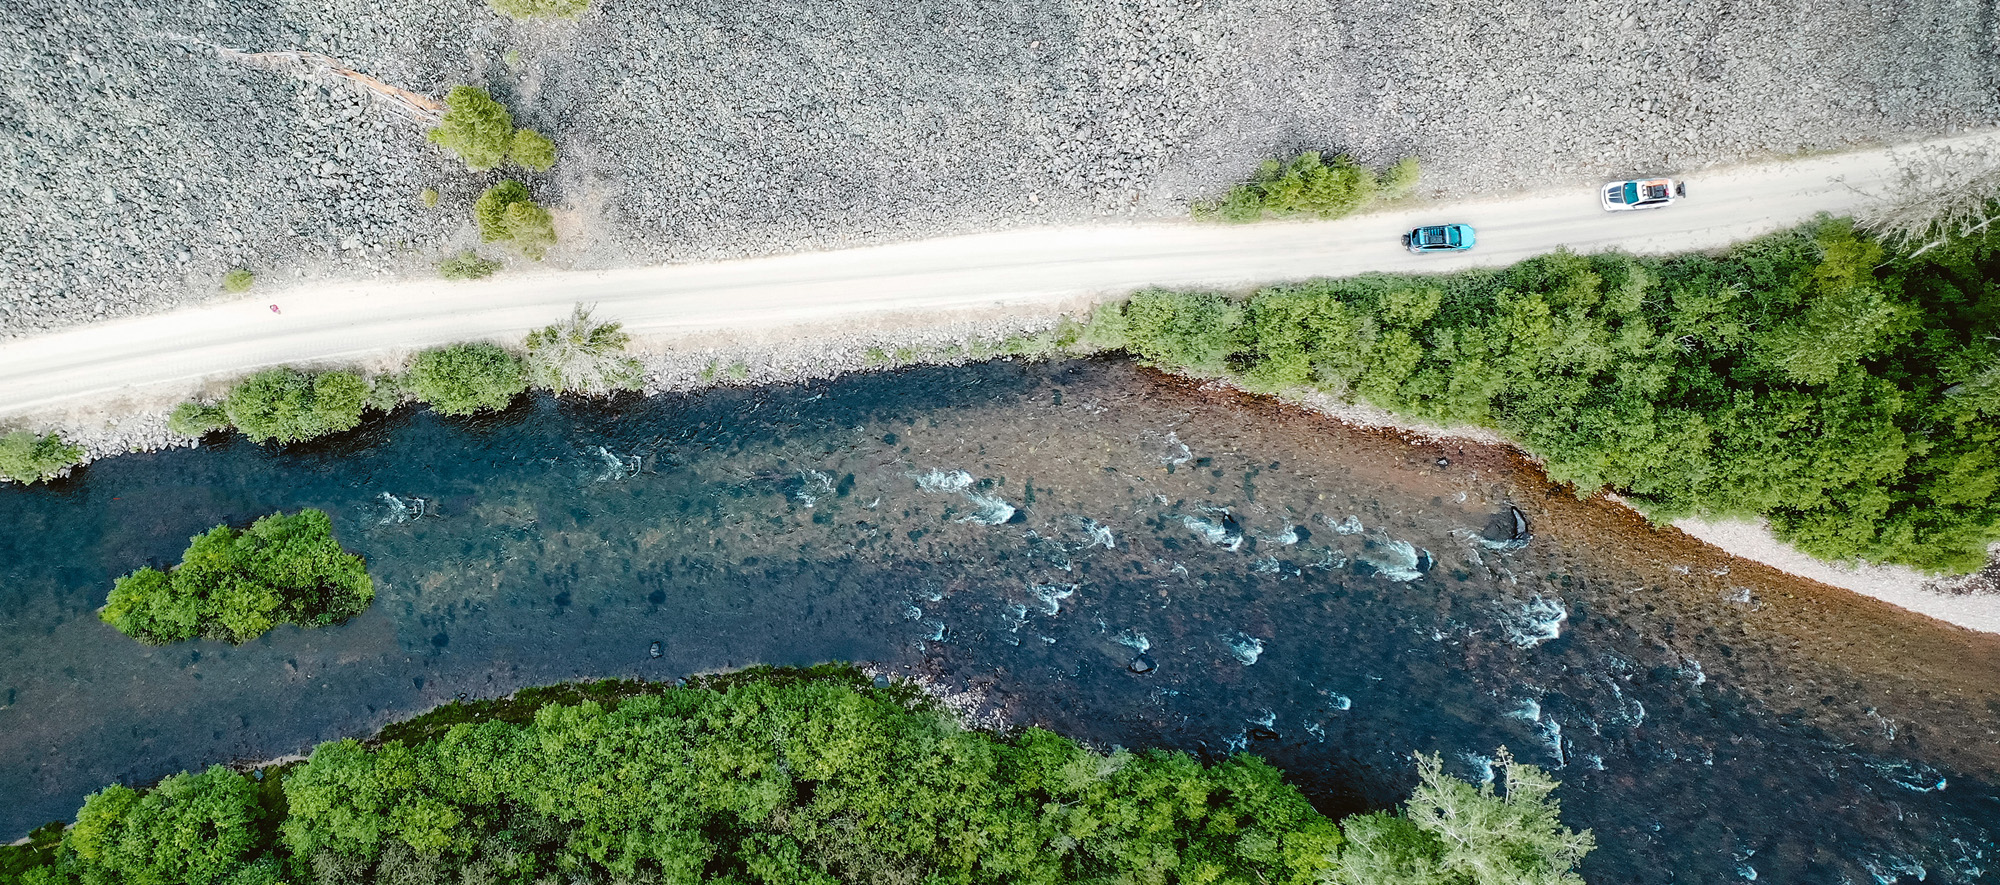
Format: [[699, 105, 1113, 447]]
[[1477, 505, 1532, 551], [1127, 653, 1156, 674], [648, 640, 663, 658]]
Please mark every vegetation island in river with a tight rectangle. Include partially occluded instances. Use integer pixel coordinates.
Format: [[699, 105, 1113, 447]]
[[100, 508, 373, 645]]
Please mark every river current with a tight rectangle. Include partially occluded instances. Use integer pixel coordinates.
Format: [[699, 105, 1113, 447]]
[[1, 358, 1996, 883]]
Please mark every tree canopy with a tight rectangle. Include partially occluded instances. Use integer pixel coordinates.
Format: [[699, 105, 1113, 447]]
[[2, 669, 1589, 885], [0, 431, 83, 485], [222, 368, 369, 445], [99, 509, 374, 645], [473, 181, 557, 260], [406, 343, 528, 416], [1091, 217, 2000, 571]]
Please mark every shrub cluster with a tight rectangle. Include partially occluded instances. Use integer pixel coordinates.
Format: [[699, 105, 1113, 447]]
[[524, 303, 643, 395], [0, 431, 84, 485], [221, 268, 256, 293], [1088, 218, 2000, 571], [99, 509, 374, 645], [405, 342, 528, 416], [221, 368, 369, 444], [426, 87, 558, 173], [1195, 152, 1419, 223], [487, 0, 591, 18], [0, 669, 1590, 885], [438, 251, 502, 280], [473, 181, 557, 260]]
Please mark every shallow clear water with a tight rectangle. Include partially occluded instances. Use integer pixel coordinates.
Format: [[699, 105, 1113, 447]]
[[1, 358, 1996, 883]]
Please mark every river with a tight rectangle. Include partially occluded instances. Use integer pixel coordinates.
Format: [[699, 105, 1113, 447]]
[[1, 358, 1996, 882]]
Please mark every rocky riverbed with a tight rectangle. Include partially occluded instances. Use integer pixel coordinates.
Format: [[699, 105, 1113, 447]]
[[3, 0, 1994, 335]]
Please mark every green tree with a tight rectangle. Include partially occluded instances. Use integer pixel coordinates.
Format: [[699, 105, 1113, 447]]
[[1328, 750, 1592, 885], [488, 0, 591, 18], [407, 343, 528, 416], [223, 368, 369, 444], [1121, 289, 1244, 376], [508, 129, 557, 172], [0, 431, 83, 485], [473, 181, 558, 260], [99, 509, 374, 645], [427, 87, 515, 171], [222, 268, 255, 293], [66, 767, 265, 885], [524, 304, 643, 395]]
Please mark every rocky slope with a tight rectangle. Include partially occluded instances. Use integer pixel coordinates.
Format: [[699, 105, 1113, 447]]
[[1, 0, 1994, 335]]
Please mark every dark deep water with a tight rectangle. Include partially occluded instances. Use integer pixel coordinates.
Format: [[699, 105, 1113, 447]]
[[2, 358, 1996, 883]]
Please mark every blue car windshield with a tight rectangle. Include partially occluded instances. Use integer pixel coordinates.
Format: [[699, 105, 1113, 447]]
[[1621, 182, 1639, 204]]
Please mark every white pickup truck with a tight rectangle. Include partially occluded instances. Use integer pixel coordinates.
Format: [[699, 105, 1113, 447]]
[[1601, 178, 1686, 211]]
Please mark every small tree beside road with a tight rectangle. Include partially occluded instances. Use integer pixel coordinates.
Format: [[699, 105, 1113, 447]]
[[473, 181, 557, 260], [526, 304, 644, 395]]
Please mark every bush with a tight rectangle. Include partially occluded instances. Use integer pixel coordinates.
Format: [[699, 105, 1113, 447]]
[[99, 509, 374, 645], [418, 188, 440, 208], [524, 303, 643, 395], [1195, 151, 1416, 222], [427, 87, 514, 171], [365, 373, 410, 413], [223, 368, 369, 444], [0, 431, 83, 485], [407, 343, 528, 415], [488, 0, 591, 18], [167, 402, 230, 437], [221, 268, 255, 293], [508, 128, 556, 172], [472, 181, 557, 260], [438, 251, 502, 280]]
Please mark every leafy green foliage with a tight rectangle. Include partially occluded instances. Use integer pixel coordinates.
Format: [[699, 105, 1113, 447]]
[[1100, 217, 2000, 571], [472, 181, 557, 260], [407, 343, 527, 416], [4, 670, 1588, 885], [425, 88, 557, 174], [426, 87, 515, 172], [417, 188, 439, 208], [0, 431, 83, 485], [222, 368, 369, 445], [437, 251, 502, 280], [1195, 152, 1417, 223], [221, 268, 255, 293], [507, 128, 556, 172], [487, 0, 591, 18], [524, 303, 643, 395], [167, 402, 230, 437], [1329, 749, 1592, 885], [99, 509, 374, 645], [1122, 289, 1245, 376]]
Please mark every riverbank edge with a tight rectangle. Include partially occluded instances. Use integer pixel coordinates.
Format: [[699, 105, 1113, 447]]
[[4, 299, 1995, 633]]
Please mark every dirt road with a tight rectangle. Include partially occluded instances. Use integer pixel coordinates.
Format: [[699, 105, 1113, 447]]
[[0, 131, 1993, 417]]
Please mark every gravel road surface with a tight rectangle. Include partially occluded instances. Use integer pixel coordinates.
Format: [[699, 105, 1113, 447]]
[[3, 130, 1993, 419]]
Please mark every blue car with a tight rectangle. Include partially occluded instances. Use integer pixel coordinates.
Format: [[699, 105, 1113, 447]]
[[1404, 223, 1475, 253]]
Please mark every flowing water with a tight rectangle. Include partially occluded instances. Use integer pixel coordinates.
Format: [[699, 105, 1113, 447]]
[[2, 358, 1997, 883]]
